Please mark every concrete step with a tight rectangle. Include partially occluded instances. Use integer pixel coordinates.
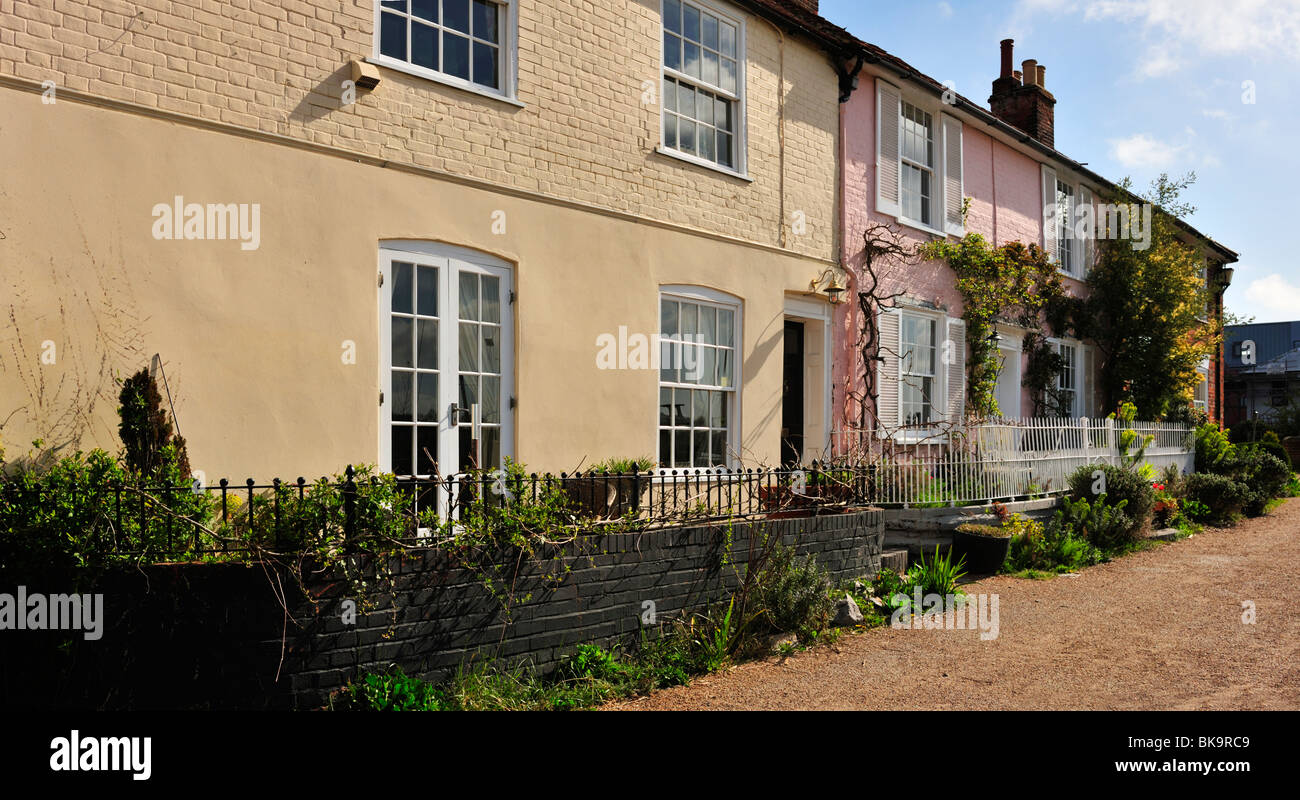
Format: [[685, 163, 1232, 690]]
[[880, 549, 909, 574]]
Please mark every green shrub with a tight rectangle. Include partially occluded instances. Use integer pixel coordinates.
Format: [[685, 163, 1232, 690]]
[[1184, 472, 1249, 524], [1228, 419, 1271, 445], [954, 522, 1011, 538], [906, 545, 966, 596], [1232, 448, 1292, 516], [1056, 494, 1137, 550], [1067, 463, 1153, 539], [754, 544, 833, 639], [1002, 510, 1103, 573], [333, 668, 448, 711], [1195, 423, 1237, 473]]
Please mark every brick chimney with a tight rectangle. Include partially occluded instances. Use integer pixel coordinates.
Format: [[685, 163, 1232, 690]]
[[989, 39, 1056, 148]]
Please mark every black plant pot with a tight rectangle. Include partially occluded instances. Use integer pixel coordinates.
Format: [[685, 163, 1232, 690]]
[[951, 530, 1011, 575]]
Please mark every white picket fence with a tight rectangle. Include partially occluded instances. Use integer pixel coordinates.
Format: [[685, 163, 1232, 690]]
[[829, 417, 1194, 507]]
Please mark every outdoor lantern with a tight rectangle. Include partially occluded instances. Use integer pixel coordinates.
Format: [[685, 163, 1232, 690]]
[[811, 269, 847, 303]]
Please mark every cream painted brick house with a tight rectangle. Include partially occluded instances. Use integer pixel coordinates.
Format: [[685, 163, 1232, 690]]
[[0, 0, 859, 479]]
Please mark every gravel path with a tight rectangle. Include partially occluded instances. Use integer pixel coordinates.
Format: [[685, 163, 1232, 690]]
[[606, 498, 1300, 710]]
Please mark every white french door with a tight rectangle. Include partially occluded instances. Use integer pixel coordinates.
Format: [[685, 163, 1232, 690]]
[[379, 243, 514, 478]]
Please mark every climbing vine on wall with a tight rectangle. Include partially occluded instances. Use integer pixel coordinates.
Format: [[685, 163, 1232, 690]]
[[918, 233, 1070, 418]]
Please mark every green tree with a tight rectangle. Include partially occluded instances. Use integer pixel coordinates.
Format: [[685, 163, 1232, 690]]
[[118, 368, 191, 479], [1082, 173, 1220, 418]]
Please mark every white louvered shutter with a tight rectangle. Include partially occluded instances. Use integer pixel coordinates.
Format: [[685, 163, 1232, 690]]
[[1041, 165, 1059, 264], [942, 115, 965, 236], [945, 317, 966, 421], [1082, 345, 1095, 418], [876, 308, 901, 434], [1078, 185, 1095, 275], [876, 79, 902, 217]]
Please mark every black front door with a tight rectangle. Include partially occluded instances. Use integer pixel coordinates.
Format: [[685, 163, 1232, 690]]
[[781, 320, 805, 467]]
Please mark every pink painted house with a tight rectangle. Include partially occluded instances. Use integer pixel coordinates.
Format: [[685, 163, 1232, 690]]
[[827, 38, 1236, 443]]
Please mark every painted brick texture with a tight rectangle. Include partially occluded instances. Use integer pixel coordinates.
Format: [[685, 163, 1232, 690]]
[[3, 509, 884, 709], [0, 0, 840, 259]]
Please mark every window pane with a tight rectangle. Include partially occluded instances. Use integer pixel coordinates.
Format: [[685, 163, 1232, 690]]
[[459, 322, 479, 371], [711, 430, 726, 465], [393, 317, 414, 368], [702, 49, 718, 87], [393, 373, 414, 421], [683, 41, 700, 78], [481, 376, 500, 423], [480, 427, 500, 470], [702, 14, 718, 50], [417, 372, 439, 422], [693, 430, 709, 467], [683, 4, 700, 40], [718, 309, 733, 346], [380, 11, 406, 60], [664, 32, 680, 71], [417, 319, 438, 369], [720, 58, 736, 93], [472, 0, 498, 42], [700, 347, 716, 386], [677, 82, 694, 119], [660, 430, 672, 467], [679, 119, 696, 153], [716, 133, 732, 167], [664, 113, 677, 149], [412, 0, 437, 22], [710, 391, 725, 427], [680, 303, 697, 336], [680, 343, 699, 383], [416, 426, 437, 475], [716, 97, 730, 131], [392, 262, 413, 313], [663, 77, 677, 112], [382, 0, 408, 10], [481, 275, 500, 322], [482, 325, 500, 372], [674, 388, 691, 425], [458, 374, 478, 414], [459, 272, 479, 319], [693, 389, 708, 425], [699, 306, 716, 344], [664, 0, 682, 33], [674, 431, 690, 467], [720, 21, 735, 57], [696, 89, 713, 127], [660, 387, 672, 425], [392, 426, 413, 475], [443, 32, 470, 79], [444, 0, 470, 33], [661, 299, 678, 335], [660, 335, 678, 382], [416, 265, 437, 316], [473, 42, 498, 88], [699, 124, 715, 161]]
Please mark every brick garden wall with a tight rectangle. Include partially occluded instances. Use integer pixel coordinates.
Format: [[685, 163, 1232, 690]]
[[0, 508, 883, 710]]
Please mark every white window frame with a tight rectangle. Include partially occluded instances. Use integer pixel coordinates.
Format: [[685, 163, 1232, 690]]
[[369, 0, 522, 106], [657, 0, 749, 179], [1044, 169, 1095, 279], [377, 241, 515, 479], [657, 285, 742, 471], [899, 308, 942, 429], [1194, 367, 1210, 412], [1049, 337, 1082, 417], [899, 100, 937, 232]]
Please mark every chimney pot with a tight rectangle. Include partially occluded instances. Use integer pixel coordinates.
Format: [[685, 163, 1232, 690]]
[[1022, 59, 1038, 86], [1000, 39, 1015, 79], [1012, 70, 1023, 83], [1036, 64, 1046, 88]]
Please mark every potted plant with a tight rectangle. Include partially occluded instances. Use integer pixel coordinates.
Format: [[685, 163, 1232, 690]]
[[564, 457, 654, 519], [951, 522, 1012, 575]]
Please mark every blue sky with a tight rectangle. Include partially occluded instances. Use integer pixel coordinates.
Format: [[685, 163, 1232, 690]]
[[819, 0, 1300, 323]]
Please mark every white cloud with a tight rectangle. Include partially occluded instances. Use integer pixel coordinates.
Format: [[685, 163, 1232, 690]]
[[1108, 130, 1219, 170], [937, 1, 954, 18], [1201, 108, 1230, 120], [1243, 273, 1300, 316], [1013, 0, 1300, 75], [1108, 133, 1186, 168], [1084, 0, 1300, 58]]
